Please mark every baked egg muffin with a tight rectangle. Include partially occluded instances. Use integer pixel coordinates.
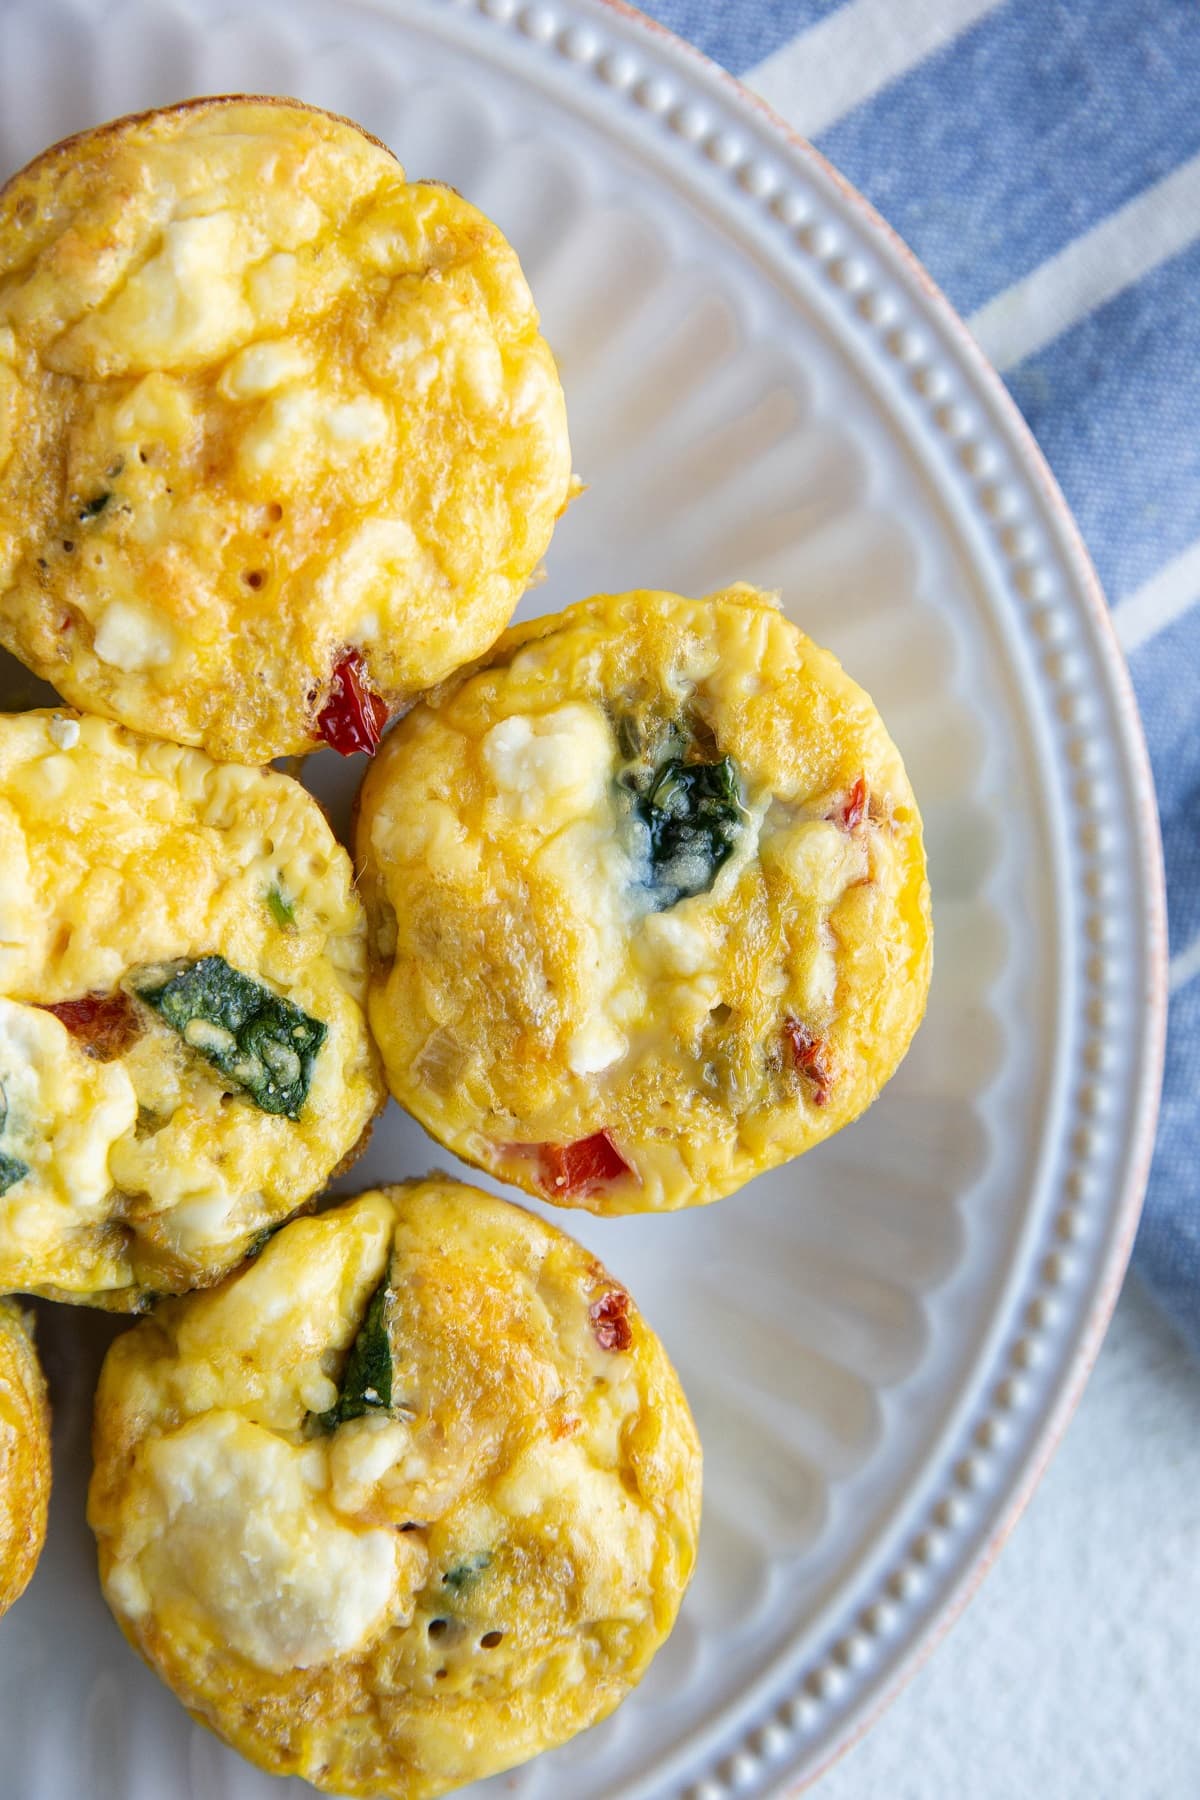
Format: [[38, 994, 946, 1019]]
[[0, 1298, 50, 1613], [358, 584, 932, 1213], [89, 1178, 701, 1797], [0, 97, 573, 762], [0, 710, 382, 1306]]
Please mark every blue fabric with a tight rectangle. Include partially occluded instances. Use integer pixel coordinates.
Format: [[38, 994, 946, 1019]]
[[1136, 610, 1200, 957], [639, 0, 1200, 1353], [817, 0, 1200, 318], [1006, 239, 1200, 602], [642, 2, 844, 74]]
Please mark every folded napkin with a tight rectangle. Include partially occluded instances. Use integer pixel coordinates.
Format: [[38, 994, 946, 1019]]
[[644, 0, 1200, 1353]]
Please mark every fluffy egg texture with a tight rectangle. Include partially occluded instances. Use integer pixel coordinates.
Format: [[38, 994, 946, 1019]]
[[357, 585, 932, 1212], [0, 1299, 50, 1614], [0, 97, 573, 761], [89, 1179, 701, 1798], [0, 710, 382, 1306]]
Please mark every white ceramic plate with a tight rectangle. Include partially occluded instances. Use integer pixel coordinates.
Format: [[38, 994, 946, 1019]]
[[0, 2, 1167, 1796]]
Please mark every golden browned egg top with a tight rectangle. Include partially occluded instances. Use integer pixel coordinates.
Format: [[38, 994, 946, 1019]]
[[357, 585, 932, 1213], [0, 1299, 50, 1614], [0, 710, 382, 1306], [0, 97, 573, 761], [89, 1179, 701, 1798]]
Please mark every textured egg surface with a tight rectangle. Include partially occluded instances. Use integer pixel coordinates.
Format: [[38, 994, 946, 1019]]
[[358, 585, 932, 1213], [0, 97, 573, 762], [89, 1179, 701, 1799], [0, 710, 381, 1306], [0, 1298, 50, 1613]]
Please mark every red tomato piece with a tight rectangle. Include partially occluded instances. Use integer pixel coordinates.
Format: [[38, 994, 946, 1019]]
[[589, 1290, 633, 1353], [783, 1016, 831, 1106], [41, 991, 141, 1061], [836, 775, 868, 832], [315, 651, 389, 756], [536, 1130, 632, 1197]]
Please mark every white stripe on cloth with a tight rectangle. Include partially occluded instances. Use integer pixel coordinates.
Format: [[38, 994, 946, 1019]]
[[1113, 538, 1200, 657], [1170, 931, 1200, 996], [747, 0, 1005, 140], [969, 151, 1200, 372]]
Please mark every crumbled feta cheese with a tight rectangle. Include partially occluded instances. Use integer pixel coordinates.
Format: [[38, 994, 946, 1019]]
[[93, 602, 175, 673], [48, 715, 80, 750]]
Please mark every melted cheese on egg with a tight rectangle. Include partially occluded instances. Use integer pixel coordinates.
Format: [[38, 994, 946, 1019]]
[[358, 585, 932, 1213], [0, 998, 137, 1226], [117, 1412, 408, 1671], [0, 710, 382, 1305], [89, 1181, 701, 1799], [0, 1300, 50, 1614], [0, 98, 573, 761]]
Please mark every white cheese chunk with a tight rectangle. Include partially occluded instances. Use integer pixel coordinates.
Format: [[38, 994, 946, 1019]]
[[93, 601, 175, 672], [328, 1414, 413, 1516], [322, 397, 390, 446], [760, 817, 867, 902], [482, 705, 612, 823], [218, 338, 312, 399], [155, 1185, 242, 1251], [638, 909, 711, 977], [48, 714, 80, 749], [238, 384, 320, 476], [0, 998, 135, 1220], [564, 1016, 627, 1077], [69, 213, 254, 370], [136, 1411, 404, 1671]]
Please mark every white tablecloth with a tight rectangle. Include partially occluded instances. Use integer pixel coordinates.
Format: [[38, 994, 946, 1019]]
[[816, 1280, 1200, 1798]]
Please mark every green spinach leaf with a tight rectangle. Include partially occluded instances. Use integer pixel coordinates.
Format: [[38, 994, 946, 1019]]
[[0, 1083, 27, 1195], [0, 1150, 28, 1196], [317, 1273, 394, 1430], [266, 884, 296, 929], [627, 750, 746, 910], [135, 954, 325, 1119]]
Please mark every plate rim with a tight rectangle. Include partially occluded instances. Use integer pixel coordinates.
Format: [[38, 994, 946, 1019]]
[[577, 1, 1170, 1789]]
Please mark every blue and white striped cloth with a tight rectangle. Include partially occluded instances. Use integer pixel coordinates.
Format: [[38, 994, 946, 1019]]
[[642, 0, 1200, 1354]]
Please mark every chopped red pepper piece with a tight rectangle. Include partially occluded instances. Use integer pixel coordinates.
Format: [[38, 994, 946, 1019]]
[[536, 1130, 632, 1198], [783, 1016, 831, 1106], [315, 651, 389, 757], [41, 990, 141, 1061], [834, 775, 868, 832], [589, 1290, 633, 1353]]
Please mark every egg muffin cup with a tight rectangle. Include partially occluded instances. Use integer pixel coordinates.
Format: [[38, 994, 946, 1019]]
[[357, 584, 932, 1214], [89, 1178, 701, 1799], [0, 1298, 50, 1614], [0, 96, 573, 762], [0, 710, 383, 1307]]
